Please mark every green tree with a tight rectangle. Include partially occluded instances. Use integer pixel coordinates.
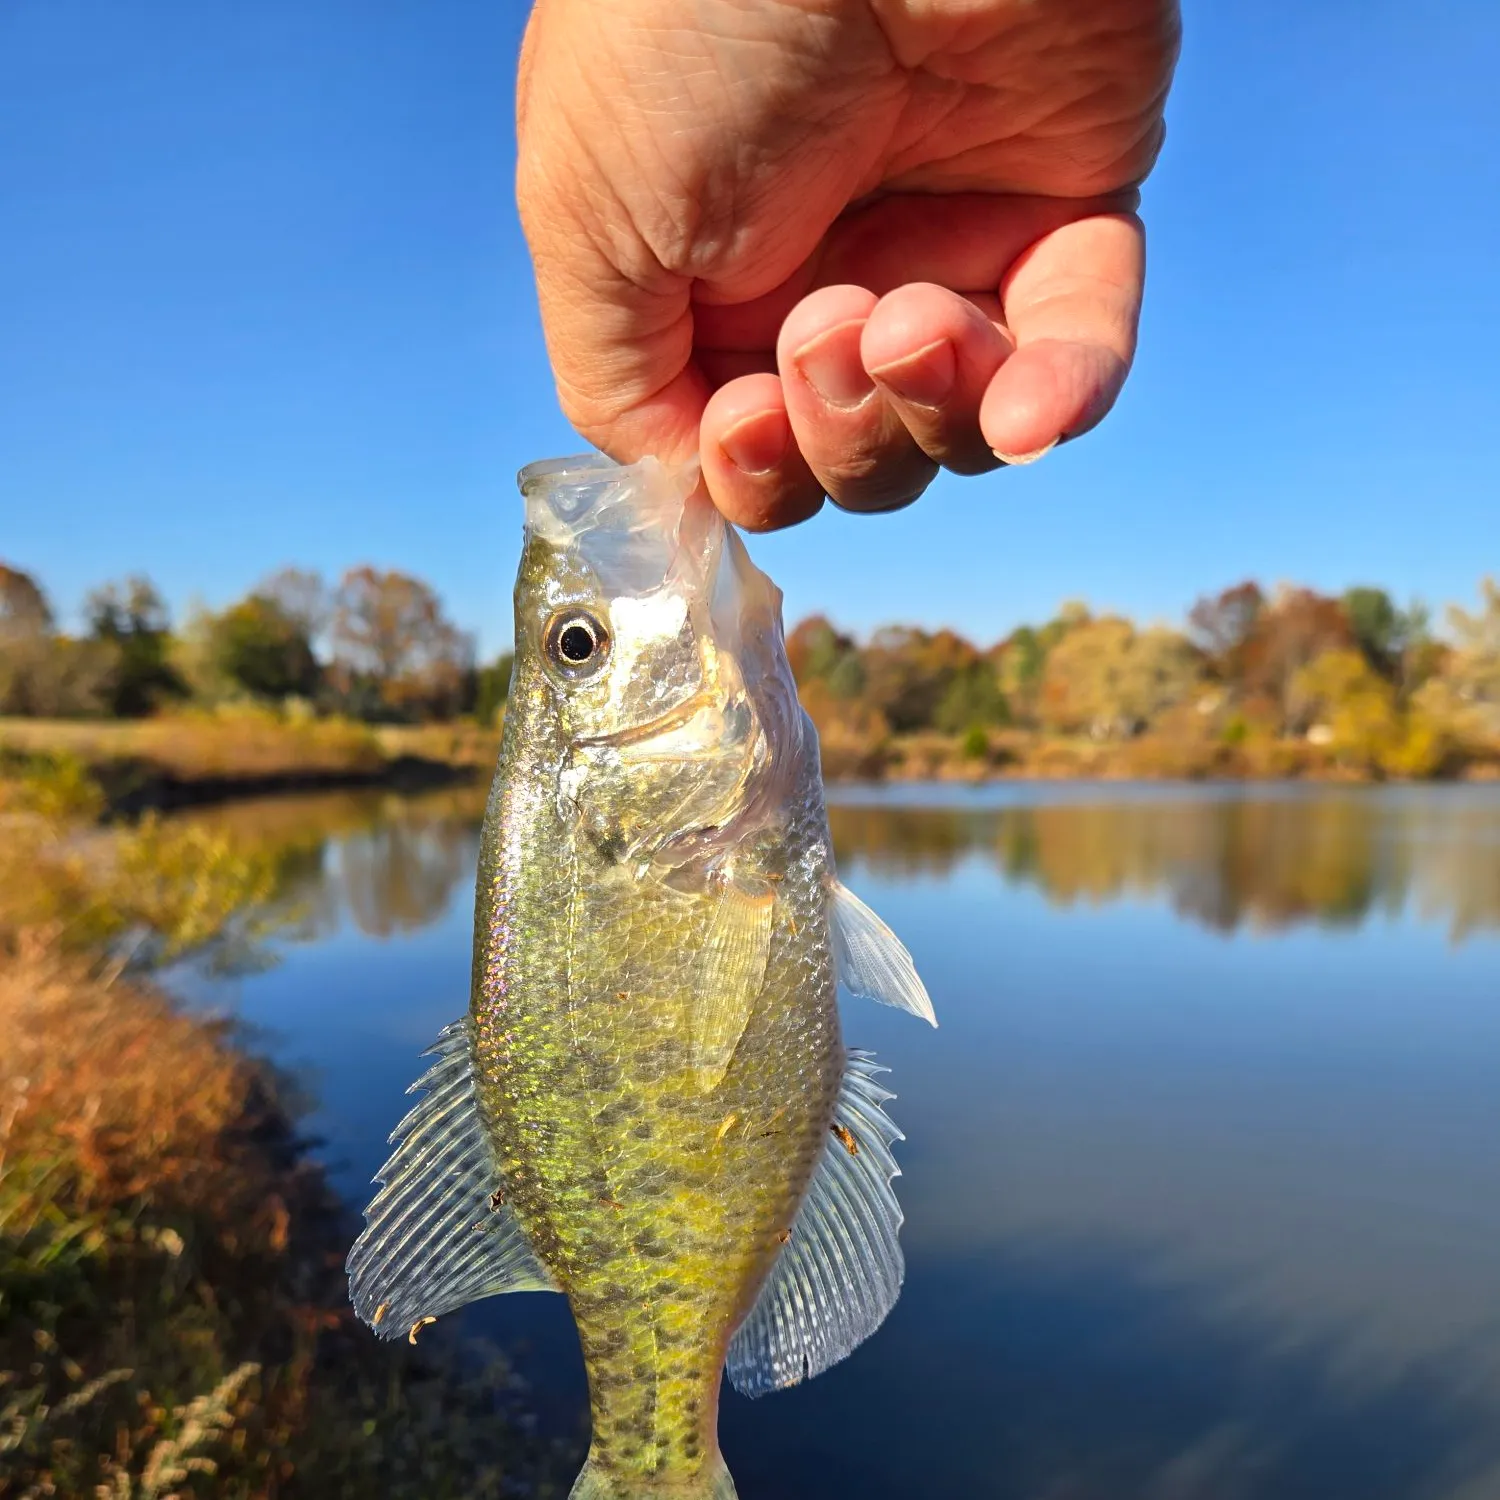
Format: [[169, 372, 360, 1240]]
[[84, 576, 184, 717], [211, 595, 321, 701], [934, 661, 1010, 733]]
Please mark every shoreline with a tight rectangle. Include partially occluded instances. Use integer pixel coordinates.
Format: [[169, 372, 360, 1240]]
[[3, 713, 1497, 817]]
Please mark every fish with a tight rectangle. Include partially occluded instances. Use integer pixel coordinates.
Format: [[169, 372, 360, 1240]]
[[347, 453, 936, 1499]]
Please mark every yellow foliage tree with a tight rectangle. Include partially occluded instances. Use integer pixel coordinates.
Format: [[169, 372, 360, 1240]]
[[1039, 617, 1203, 739]]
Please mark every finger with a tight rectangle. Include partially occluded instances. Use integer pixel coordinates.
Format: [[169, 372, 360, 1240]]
[[776, 285, 938, 514], [861, 284, 1017, 475], [699, 374, 824, 531], [981, 211, 1145, 461]]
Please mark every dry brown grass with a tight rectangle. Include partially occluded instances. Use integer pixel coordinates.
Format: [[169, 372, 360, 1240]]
[[0, 710, 385, 781]]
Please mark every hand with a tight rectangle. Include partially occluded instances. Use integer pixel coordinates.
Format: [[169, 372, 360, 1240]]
[[516, 0, 1180, 529]]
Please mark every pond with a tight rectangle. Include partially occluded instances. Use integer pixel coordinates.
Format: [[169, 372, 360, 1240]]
[[180, 782, 1500, 1500]]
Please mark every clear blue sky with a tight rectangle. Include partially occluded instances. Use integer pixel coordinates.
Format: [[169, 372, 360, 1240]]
[[2, 1, 1497, 657]]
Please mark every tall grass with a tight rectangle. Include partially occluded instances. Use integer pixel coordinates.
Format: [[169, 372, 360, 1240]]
[[0, 756, 574, 1498]]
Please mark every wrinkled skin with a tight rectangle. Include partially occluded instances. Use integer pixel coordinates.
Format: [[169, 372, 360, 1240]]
[[517, 0, 1182, 529]]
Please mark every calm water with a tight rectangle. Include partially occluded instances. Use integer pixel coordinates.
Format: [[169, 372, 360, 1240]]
[[184, 783, 1500, 1500]]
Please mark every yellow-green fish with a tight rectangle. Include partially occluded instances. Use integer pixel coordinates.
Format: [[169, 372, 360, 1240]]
[[348, 454, 936, 1499]]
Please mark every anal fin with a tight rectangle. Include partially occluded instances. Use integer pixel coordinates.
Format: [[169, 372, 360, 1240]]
[[347, 1018, 556, 1340], [726, 1049, 905, 1397]]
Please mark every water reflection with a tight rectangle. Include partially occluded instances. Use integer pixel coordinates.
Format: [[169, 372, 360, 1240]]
[[829, 786, 1500, 939], [178, 782, 1500, 1500], [177, 785, 486, 942]]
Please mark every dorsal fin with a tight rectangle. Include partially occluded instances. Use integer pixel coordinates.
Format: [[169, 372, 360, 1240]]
[[347, 1019, 556, 1340], [830, 880, 937, 1026], [725, 1049, 904, 1397]]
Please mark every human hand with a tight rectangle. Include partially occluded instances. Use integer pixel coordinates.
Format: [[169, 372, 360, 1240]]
[[516, 0, 1180, 529]]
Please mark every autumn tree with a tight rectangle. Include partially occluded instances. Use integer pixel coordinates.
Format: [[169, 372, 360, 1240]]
[[1438, 577, 1500, 738], [1039, 617, 1203, 739], [1188, 581, 1264, 679], [1238, 587, 1353, 730], [331, 567, 474, 721], [255, 567, 330, 645], [0, 564, 53, 640], [787, 616, 867, 700], [861, 627, 994, 734]]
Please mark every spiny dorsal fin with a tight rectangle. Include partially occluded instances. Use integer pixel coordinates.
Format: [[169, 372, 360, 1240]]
[[830, 880, 937, 1026], [347, 1018, 556, 1339], [690, 878, 774, 1092], [725, 1049, 904, 1397]]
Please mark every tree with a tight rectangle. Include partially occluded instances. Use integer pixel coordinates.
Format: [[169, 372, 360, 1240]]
[[1290, 648, 1402, 772], [255, 567, 330, 644], [1039, 617, 1203, 738], [211, 595, 321, 701], [1239, 587, 1353, 730], [84, 575, 184, 716], [1342, 586, 1402, 674], [1442, 577, 1500, 735], [787, 616, 865, 699], [331, 567, 474, 721], [0, 636, 120, 717], [0, 564, 53, 640], [862, 627, 985, 733], [1188, 581, 1264, 677], [933, 661, 1009, 733]]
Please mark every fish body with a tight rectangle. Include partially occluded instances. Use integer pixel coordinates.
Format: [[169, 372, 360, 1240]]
[[349, 456, 935, 1500]]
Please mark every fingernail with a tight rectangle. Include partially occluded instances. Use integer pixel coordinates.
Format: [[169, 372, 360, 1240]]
[[992, 438, 1059, 466], [792, 320, 875, 410], [869, 339, 956, 409], [720, 408, 791, 475]]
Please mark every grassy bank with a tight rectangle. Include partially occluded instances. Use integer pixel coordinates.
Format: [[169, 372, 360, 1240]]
[[0, 711, 502, 812], [0, 758, 575, 1498]]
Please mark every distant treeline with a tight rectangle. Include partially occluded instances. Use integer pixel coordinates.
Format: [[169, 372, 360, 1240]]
[[790, 579, 1500, 778], [3, 560, 1499, 778], [0, 563, 515, 726]]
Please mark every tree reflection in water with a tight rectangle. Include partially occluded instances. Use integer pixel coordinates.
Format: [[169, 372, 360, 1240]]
[[828, 790, 1500, 941]]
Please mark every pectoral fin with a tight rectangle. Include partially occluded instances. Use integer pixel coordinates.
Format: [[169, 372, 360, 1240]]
[[831, 880, 937, 1026], [690, 878, 775, 1092], [347, 1019, 556, 1340]]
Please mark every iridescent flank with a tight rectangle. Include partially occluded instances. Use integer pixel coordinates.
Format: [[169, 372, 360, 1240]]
[[348, 455, 935, 1500]]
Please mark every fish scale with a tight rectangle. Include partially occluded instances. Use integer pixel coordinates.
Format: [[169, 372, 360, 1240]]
[[348, 454, 938, 1500]]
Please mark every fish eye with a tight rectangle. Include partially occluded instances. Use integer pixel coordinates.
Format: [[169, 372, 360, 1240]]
[[545, 610, 609, 677]]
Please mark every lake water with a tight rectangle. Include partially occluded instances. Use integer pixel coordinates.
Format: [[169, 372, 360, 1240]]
[[182, 782, 1500, 1500]]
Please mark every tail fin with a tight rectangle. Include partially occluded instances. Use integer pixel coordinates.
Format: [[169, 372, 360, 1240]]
[[569, 1451, 737, 1499]]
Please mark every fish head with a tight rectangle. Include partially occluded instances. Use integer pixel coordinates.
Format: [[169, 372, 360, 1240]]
[[514, 454, 802, 875]]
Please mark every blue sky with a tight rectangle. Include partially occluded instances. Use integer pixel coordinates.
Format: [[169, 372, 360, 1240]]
[[2, 1, 1497, 657]]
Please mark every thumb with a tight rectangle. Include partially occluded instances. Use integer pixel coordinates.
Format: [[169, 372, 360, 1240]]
[[520, 195, 711, 463]]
